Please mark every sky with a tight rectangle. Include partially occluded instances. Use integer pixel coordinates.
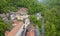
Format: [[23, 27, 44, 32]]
[[37, 0, 50, 5], [37, 0, 43, 2]]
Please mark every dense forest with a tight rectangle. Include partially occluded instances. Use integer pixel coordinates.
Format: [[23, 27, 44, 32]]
[[0, 0, 60, 36]]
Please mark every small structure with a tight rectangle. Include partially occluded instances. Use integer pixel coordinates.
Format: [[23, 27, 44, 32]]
[[0, 13, 10, 23], [4, 7, 39, 36], [26, 24, 35, 36], [5, 30, 10, 36], [17, 7, 28, 15], [15, 7, 29, 21]]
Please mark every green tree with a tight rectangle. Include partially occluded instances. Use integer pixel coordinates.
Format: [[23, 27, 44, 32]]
[[0, 18, 10, 36]]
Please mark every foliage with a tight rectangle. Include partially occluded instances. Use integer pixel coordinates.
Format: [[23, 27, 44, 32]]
[[0, 0, 60, 36], [0, 0, 45, 14], [30, 15, 37, 24], [0, 18, 10, 36]]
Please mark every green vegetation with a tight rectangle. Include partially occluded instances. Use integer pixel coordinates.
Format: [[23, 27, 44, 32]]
[[0, 0, 60, 36], [0, 18, 10, 36]]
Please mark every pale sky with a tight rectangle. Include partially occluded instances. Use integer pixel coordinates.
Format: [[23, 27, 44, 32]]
[[37, 0, 42, 2]]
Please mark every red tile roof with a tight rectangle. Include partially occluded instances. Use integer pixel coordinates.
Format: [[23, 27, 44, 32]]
[[7, 21, 23, 36], [26, 25, 35, 36], [17, 8, 28, 12]]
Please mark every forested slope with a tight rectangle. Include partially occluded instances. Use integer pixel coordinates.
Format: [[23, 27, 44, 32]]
[[0, 0, 60, 36]]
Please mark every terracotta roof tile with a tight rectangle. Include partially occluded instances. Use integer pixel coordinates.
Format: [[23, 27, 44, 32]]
[[7, 21, 23, 36]]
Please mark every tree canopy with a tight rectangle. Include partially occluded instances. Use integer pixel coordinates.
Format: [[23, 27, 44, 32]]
[[0, 0, 60, 36]]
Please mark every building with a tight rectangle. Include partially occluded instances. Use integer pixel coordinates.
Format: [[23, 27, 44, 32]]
[[15, 7, 29, 21], [16, 7, 28, 15], [4, 7, 37, 36]]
